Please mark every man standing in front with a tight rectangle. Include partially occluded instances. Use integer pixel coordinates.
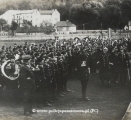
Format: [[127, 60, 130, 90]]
[[97, 47, 113, 86], [77, 48, 91, 101], [18, 55, 36, 116], [118, 46, 130, 86]]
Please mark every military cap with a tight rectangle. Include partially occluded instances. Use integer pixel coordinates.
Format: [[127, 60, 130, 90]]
[[57, 52, 61, 56], [103, 47, 108, 50], [31, 43, 35, 45], [49, 47, 53, 51], [39, 44, 42, 46]]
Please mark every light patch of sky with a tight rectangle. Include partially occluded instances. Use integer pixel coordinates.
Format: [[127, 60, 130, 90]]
[[0, 0, 20, 4]]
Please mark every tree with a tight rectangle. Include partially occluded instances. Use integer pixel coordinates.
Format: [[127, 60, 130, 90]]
[[121, 0, 131, 27], [69, 4, 83, 29], [3, 24, 10, 32], [56, 3, 70, 21], [10, 21, 18, 36], [40, 21, 55, 34], [27, 21, 32, 26], [18, 0, 33, 10], [100, 0, 122, 29], [0, 0, 131, 30], [69, 1, 103, 29], [0, 18, 7, 31], [28, 26, 39, 33], [22, 19, 31, 34], [82, 1, 103, 29]]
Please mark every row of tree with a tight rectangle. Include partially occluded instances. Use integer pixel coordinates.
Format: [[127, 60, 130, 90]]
[[0, 18, 55, 35], [0, 19, 17, 35], [18, 20, 55, 34], [0, 0, 131, 30], [69, 0, 131, 30]]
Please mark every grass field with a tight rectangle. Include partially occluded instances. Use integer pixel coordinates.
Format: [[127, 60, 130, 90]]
[[0, 74, 131, 120]]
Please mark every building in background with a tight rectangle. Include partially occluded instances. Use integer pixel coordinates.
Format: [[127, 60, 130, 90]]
[[0, 9, 60, 27], [13, 9, 41, 27], [55, 20, 76, 33], [39, 9, 60, 26]]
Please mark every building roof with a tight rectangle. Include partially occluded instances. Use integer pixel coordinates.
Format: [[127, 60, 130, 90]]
[[55, 21, 76, 27], [15, 10, 36, 15], [39, 10, 54, 15], [1, 9, 37, 17], [0, 9, 59, 17]]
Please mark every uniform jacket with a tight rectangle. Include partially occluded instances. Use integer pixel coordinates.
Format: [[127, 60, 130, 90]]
[[98, 52, 111, 70], [118, 53, 130, 69], [77, 52, 91, 79], [19, 64, 36, 90]]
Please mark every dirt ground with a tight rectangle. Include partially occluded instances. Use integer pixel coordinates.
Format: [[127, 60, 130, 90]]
[[0, 74, 131, 120]]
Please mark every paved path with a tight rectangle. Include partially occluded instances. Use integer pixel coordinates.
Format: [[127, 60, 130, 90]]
[[0, 75, 131, 120], [122, 103, 131, 120]]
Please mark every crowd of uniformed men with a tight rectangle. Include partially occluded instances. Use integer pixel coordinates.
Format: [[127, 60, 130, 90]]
[[0, 36, 131, 116]]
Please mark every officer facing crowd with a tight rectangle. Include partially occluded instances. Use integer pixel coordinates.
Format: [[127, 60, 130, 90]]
[[118, 46, 130, 85], [111, 46, 120, 84], [97, 47, 113, 86], [77, 49, 91, 101]]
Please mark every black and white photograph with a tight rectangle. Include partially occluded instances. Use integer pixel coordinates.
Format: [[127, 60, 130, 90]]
[[0, 0, 131, 120]]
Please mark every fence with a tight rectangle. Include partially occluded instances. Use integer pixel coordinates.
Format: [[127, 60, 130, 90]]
[[0, 29, 130, 40]]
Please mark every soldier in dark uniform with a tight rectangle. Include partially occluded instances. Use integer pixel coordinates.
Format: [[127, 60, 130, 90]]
[[90, 48, 96, 74], [111, 46, 120, 84], [53, 56, 61, 98], [44, 57, 53, 103], [18, 55, 36, 116], [62, 54, 70, 93], [67, 49, 73, 77], [118, 47, 130, 85], [34, 57, 52, 107], [6, 55, 19, 106], [77, 49, 91, 101], [49, 57, 57, 101], [97, 47, 113, 86], [57, 56, 64, 97], [33, 57, 43, 107], [127, 38, 131, 52]]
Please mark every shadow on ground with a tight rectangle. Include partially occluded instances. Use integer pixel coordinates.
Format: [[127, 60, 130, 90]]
[[0, 75, 131, 120]]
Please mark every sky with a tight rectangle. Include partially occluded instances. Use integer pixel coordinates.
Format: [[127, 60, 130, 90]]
[[0, 0, 107, 7], [0, 0, 106, 4], [0, 0, 19, 4]]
